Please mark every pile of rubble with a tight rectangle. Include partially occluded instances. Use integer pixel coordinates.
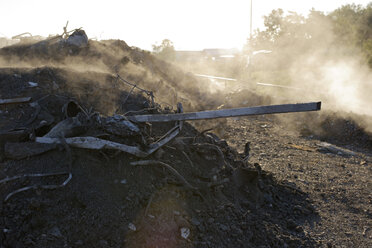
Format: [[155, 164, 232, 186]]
[[0, 30, 321, 247]]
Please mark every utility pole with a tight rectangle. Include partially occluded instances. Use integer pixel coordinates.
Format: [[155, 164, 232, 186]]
[[246, 0, 253, 82], [250, 0, 253, 39]]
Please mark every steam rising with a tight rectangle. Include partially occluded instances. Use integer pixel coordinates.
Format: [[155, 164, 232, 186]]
[[291, 58, 372, 117], [231, 8, 372, 135], [0, 8, 371, 137]]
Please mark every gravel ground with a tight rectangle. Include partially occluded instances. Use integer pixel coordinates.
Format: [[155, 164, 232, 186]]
[[224, 115, 372, 248]]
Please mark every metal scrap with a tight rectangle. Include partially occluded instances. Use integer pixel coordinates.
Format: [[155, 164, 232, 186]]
[[2, 138, 72, 202], [317, 142, 356, 157], [116, 74, 155, 107], [127, 102, 321, 123], [4, 173, 72, 202], [36, 102, 183, 157], [0, 97, 31, 105], [130, 160, 197, 190], [0, 171, 69, 185], [43, 115, 88, 138], [36, 125, 181, 158], [102, 115, 141, 137]]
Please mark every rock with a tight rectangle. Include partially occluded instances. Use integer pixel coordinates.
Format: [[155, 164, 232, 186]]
[[190, 218, 200, 226], [295, 225, 303, 233], [28, 82, 38, 88], [180, 227, 190, 239], [286, 219, 297, 230], [219, 224, 229, 231], [128, 223, 136, 231], [49, 226, 62, 238], [66, 30, 88, 48], [207, 218, 214, 224]]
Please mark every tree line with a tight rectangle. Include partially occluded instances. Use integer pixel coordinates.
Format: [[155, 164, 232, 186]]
[[152, 3, 372, 82], [248, 3, 372, 67]]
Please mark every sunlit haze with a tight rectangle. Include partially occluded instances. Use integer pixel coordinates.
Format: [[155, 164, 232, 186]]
[[1, 0, 371, 50]]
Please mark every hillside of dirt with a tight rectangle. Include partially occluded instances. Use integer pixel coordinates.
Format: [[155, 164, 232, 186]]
[[0, 33, 371, 248], [0, 32, 221, 112]]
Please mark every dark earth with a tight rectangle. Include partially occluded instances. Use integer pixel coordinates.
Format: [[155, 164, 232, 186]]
[[0, 33, 371, 248]]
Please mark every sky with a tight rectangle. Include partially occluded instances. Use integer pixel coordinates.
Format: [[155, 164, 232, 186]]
[[0, 0, 371, 51]]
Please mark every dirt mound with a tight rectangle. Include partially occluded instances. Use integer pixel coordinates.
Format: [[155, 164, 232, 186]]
[[0, 35, 224, 113], [316, 113, 372, 146], [292, 111, 372, 152], [0, 58, 319, 248]]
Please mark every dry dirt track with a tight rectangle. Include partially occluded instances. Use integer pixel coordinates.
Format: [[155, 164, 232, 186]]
[[224, 115, 372, 248]]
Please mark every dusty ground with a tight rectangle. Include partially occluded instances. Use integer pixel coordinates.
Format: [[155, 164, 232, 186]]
[[224, 115, 372, 248]]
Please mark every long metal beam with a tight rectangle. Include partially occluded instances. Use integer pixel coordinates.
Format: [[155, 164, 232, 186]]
[[0, 97, 31, 105], [127, 102, 321, 123]]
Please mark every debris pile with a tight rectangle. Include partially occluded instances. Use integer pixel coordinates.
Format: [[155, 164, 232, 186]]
[[0, 31, 321, 247], [295, 111, 372, 152]]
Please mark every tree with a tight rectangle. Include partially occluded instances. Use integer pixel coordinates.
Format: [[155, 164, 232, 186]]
[[241, 3, 372, 87], [329, 4, 372, 65], [152, 39, 175, 61]]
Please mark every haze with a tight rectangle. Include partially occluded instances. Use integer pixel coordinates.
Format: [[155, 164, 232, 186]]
[[0, 0, 371, 50]]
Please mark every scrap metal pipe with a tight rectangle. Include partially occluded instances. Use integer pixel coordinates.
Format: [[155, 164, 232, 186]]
[[127, 102, 321, 123], [0, 97, 31, 105]]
